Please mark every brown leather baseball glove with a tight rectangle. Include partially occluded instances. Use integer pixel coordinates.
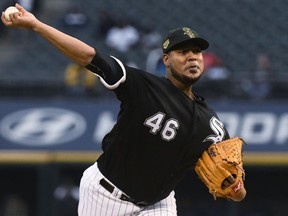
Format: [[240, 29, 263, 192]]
[[194, 137, 246, 202]]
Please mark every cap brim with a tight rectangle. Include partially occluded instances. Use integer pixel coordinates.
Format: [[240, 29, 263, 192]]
[[167, 38, 209, 53], [189, 38, 209, 50]]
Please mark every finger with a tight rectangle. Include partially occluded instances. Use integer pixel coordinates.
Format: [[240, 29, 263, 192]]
[[15, 3, 25, 13], [221, 175, 236, 189], [1, 12, 12, 25], [227, 175, 236, 184], [8, 10, 23, 24], [222, 179, 230, 188], [13, 12, 22, 20]]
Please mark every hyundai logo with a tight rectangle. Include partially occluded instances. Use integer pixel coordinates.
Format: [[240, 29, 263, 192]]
[[0, 108, 86, 146]]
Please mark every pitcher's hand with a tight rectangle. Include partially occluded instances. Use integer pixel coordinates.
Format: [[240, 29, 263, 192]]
[[1, 3, 38, 29]]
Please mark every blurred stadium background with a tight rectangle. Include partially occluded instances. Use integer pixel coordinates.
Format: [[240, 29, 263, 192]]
[[0, 0, 288, 215]]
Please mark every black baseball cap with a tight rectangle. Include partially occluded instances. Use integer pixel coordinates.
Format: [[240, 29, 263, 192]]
[[162, 27, 209, 53]]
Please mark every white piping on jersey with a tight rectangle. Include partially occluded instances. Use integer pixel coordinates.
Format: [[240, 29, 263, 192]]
[[93, 56, 127, 90]]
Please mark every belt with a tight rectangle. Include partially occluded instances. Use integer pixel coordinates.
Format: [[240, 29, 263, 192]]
[[99, 178, 150, 207]]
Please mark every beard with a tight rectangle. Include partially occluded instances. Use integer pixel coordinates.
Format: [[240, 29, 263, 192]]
[[170, 67, 201, 86]]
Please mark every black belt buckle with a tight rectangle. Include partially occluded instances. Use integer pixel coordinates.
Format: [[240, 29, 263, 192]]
[[119, 194, 148, 207], [135, 201, 150, 207]]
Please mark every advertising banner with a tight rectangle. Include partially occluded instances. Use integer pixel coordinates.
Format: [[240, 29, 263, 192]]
[[0, 98, 287, 164]]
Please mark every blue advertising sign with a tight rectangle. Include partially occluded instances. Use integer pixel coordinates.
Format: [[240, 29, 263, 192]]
[[0, 98, 287, 165], [211, 100, 288, 152], [0, 98, 119, 151]]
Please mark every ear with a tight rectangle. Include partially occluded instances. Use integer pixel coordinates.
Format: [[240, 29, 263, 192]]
[[162, 54, 169, 67]]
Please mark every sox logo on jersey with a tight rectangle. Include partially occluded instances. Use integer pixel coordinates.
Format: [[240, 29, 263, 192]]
[[203, 116, 226, 144]]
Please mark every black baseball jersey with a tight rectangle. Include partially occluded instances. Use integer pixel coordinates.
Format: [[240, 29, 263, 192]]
[[86, 51, 230, 204]]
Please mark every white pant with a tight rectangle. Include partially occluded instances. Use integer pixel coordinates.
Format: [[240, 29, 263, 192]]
[[78, 162, 178, 216]]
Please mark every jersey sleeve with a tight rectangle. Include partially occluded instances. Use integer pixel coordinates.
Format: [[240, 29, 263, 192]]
[[85, 50, 126, 90]]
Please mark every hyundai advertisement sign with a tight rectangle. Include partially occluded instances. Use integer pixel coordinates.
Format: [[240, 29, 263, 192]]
[[0, 99, 119, 151], [0, 99, 287, 154]]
